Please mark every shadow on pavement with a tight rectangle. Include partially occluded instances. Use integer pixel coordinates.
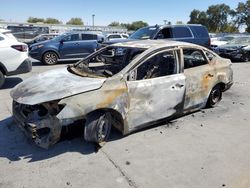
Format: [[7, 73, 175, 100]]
[[0, 117, 101, 162], [2, 77, 23, 90]]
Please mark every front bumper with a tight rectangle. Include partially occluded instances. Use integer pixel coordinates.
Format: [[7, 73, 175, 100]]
[[6, 58, 32, 76], [12, 101, 62, 149], [29, 50, 42, 61]]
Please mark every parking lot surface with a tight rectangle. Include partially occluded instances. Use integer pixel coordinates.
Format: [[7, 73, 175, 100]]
[[0, 60, 250, 188]]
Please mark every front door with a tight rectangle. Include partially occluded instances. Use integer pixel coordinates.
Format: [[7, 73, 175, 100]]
[[125, 49, 186, 131]]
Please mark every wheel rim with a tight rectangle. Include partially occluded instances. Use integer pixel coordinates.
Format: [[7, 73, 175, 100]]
[[97, 116, 110, 141], [211, 89, 221, 104], [45, 53, 57, 64]]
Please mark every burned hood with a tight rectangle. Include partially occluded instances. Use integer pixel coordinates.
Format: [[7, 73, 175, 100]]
[[10, 67, 106, 105]]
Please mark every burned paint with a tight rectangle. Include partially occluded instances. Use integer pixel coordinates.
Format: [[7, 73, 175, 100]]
[[11, 40, 233, 148]]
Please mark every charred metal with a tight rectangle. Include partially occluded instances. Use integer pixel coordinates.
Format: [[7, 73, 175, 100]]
[[11, 40, 233, 148]]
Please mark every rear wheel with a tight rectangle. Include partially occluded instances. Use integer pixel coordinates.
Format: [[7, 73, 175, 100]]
[[42, 51, 58, 65], [0, 70, 5, 88], [241, 54, 250, 62], [84, 111, 111, 145], [206, 85, 222, 108]]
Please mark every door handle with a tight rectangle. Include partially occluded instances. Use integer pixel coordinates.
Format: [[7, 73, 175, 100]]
[[74, 43, 80, 45], [172, 83, 184, 89]]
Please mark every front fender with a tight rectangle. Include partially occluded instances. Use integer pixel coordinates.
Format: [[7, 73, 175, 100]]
[[56, 80, 129, 122]]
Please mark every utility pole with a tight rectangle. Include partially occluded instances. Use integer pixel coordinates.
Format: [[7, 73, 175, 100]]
[[92, 14, 95, 27]]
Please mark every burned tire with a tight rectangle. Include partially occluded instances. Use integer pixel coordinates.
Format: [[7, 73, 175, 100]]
[[84, 111, 111, 144], [206, 85, 222, 108], [42, 51, 58, 65], [0, 70, 5, 88]]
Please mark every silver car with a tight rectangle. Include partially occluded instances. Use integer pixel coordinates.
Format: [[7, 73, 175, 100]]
[[11, 40, 233, 148]]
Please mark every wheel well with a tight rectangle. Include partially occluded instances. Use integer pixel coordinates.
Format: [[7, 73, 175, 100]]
[[86, 108, 124, 133], [0, 64, 6, 75], [42, 50, 60, 59], [216, 82, 226, 91]]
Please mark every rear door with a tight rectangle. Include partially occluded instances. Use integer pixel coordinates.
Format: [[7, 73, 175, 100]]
[[182, 48, 216, 112], [77, 34, 98, 57]]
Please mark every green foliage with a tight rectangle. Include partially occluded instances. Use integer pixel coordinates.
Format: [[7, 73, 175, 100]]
[[176, 21, 184, 25], [234, 0, 250, 32], [108, 21, 120, 27], [108, 21, 148, 31], [44, 18, 61, 24], [27, 17, 44, 23], [188, 3, 241, 33], [66, 18, 84, 25]]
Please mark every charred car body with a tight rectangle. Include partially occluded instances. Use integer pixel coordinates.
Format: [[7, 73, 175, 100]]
[[215, 36, 250, 62], [11, 40, 233, 148]]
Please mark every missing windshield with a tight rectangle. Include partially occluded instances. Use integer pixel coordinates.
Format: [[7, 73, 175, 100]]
[[69, 46, 145, 78]]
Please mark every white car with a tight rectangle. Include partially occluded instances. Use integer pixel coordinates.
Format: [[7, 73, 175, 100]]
[[106, 33, 129, 41], [0, 29, 32, 88]]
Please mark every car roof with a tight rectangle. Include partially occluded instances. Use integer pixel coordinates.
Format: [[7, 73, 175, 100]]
[[111, 40, 201, 50]]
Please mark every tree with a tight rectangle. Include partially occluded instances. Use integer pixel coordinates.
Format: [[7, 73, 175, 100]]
[[108, 21, 120, 27], [44, 18, 61, 24], [188, 10, 208, 27], [206, 4, 233, 32], [126, 21, 148, 31], [176, 21, 184, 24], [234, 0, 250, 32], [66, 18, 84, 25], [27, 17, 44, 23]]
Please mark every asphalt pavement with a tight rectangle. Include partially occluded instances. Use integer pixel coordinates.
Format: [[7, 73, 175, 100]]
[[0, 59, 250, 188]]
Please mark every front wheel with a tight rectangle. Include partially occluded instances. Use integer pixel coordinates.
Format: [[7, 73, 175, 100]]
[[206, 85, 222, 108], [84, 112, 111, 144], [42, 51, 58, 65], [0, 71, 5, 88]]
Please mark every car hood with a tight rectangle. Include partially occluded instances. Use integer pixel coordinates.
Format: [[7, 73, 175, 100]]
[[218, 43, 248, 50], [10, 67, 106, 105]]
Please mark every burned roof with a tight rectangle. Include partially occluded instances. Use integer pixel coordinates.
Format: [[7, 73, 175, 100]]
[[111, 39, 201, 50]]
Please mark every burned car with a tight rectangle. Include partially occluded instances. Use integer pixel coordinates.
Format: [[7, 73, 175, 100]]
[[11, 40, 233, 148], [215, 36, 250, 62]]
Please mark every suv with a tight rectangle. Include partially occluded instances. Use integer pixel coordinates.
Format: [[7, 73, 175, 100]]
[[104, 24, 210, 48], [29, 32, 104, 65], [0, 29, 32, 88]]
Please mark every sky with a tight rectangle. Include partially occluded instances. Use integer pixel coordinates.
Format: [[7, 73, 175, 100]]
[[0, 0, 242, 26]]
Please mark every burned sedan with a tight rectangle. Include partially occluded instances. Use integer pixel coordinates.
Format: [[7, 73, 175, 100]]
[[11, 40, 233, 148], [215, 36, 250, 62]]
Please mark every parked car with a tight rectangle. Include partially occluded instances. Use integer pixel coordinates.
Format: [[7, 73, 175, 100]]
[[29, 32, 104, 65], [215, 36, 250, 62], [0, 29, 32, 88], [103, 24, 210, 48], [211, 35, 247, 50], [11, 40, 233, 148], [7, 25, 49, 42], [25, 33, 59, 47], [106, 33, 129, 41]]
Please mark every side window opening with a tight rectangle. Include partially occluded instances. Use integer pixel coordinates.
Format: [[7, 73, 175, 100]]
[[183, 49, 208, 69], [133, 50, 177, 80], [173, 27, 192, 38], [156, 28, 172, 39], [205, 51, 216, 61], [64, 34, 79, 41]]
